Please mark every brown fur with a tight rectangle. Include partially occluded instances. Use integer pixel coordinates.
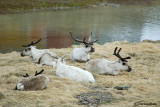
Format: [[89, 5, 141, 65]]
[[19, 75, 48, 91]]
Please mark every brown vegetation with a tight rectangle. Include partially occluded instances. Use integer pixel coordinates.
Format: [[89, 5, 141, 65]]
[[0, 41, 160, 106]]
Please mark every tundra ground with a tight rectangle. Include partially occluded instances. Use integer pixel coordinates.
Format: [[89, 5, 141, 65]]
[[0, 41, 160, 107]]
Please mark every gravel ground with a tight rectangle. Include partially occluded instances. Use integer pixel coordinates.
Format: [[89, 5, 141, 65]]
[[75, 91, 115, 106]]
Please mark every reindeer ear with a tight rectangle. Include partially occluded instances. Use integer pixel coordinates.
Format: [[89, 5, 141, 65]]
[[61, 55, 67, 60], [88, 32, 92, 42], [53, 56, 58, 59]]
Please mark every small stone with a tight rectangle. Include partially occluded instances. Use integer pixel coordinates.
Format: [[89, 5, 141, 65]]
[[81, 101, 89, 105], [114, 86, 130, 90], [92, 104, 98, 107]]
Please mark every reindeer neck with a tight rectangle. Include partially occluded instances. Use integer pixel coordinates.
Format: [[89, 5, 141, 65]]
[[80, 47, 89, 53], [56, 60, 64, 68], [113, 60, 122, 67], [30, 47, 40, 57]]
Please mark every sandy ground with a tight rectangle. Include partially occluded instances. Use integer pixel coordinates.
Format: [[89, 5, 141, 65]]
[[0, 41, 160, 107]]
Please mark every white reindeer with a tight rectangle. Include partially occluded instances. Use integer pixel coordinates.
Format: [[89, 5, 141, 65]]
[[15, 69, 49, 91], [20, 39, 57, 66], [70, 32, 98, 62], [53, 55, 95, 83], [86, 47, 132, 75]]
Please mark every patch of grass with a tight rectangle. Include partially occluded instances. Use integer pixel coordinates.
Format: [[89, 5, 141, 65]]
[[0, 92, 5, 99], [0, 0, 106, 14]]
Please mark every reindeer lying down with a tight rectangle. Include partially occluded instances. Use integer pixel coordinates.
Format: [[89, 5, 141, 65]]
[[15, 69, 49, 91], [86, 47, 132, 75], [70, 32, 98, 62], [53, 55, 95, 83], [21, 39, 57, 67]]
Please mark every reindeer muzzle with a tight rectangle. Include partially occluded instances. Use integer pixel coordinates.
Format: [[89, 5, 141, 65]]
[[14, 85, 18, 90], [127, 66, 132, 72], [20, 53, 25, 57], [90, 47, 95, 52]]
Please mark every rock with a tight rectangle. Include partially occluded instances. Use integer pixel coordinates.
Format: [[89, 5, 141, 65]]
[[92, 104, 98, 107], [114, 86, 130, 90]]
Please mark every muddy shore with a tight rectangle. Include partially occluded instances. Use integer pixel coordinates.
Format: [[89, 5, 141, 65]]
[[0, 41, 160, 107]]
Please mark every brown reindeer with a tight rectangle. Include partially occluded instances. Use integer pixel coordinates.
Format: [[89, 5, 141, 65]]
[[15, 69, 49, 91]]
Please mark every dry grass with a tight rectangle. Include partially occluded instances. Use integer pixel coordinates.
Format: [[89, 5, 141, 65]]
[[0, 41, 160, 107]]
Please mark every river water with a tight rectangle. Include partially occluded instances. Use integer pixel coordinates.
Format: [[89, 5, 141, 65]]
[[0, 3, 160, 53]]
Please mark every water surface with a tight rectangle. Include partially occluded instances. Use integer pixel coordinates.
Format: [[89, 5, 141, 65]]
[[0, 3, 160, 53]]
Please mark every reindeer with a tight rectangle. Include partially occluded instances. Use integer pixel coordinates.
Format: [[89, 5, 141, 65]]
[[70, 32, 98, 62], [15, 69, 49, 91], [53, 55, 95, 83], [86, 47, 132, 75], [20, 38, 57, 66]]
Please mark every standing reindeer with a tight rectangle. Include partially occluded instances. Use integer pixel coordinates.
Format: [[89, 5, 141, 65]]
[[15, 69, 49, 91], [21, 38, 57, 66], [53, 55, 95, 83], [86, 47, 132, 75], [70, 32, 98, 62]]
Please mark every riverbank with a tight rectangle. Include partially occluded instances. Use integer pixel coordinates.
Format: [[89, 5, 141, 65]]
[[0, 41, 160, 106], [0, 0, 104, 14], [0, 0, 160, 14]]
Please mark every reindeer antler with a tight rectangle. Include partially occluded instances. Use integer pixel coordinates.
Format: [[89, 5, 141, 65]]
[[70, 31, 98, 45], [23, 73, 29, 77], [70, 32, 86, 43], [87, 32, 98, 45], [88, 38, 98, 45], [22, 38, 41, 47], [113, 47, 131, 62], [34, 69, 44, 76]]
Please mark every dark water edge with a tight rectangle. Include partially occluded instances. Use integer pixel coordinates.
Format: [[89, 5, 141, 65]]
[[0, 40, 160, 54]]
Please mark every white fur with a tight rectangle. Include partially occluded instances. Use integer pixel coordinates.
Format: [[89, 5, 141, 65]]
[[86, 59, 131, 75], [70, 44, 91, 62], [21, 46, 57, 66], [16, 82, 24, 90], [55, 56, 95, 83]]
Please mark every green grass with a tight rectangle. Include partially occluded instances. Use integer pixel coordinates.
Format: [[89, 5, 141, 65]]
[[0, 0, 158, 14], [0, 0, 106, 14]]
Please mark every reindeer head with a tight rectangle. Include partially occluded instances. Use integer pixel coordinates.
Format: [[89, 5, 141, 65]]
[[20, 38, 41, 57], [113, 47, 132, 72], [53, 55, 67, 66], [70, 32, 98, 53]]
